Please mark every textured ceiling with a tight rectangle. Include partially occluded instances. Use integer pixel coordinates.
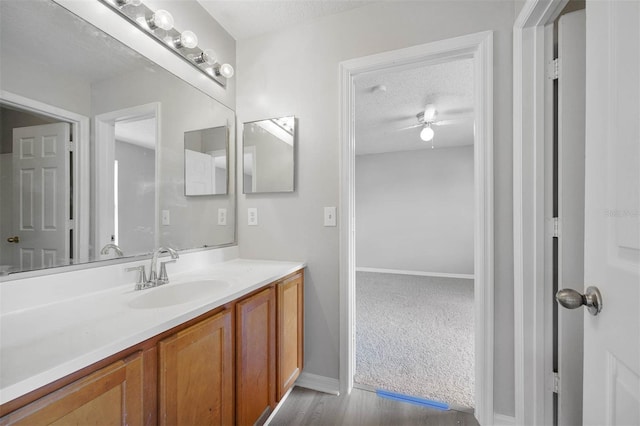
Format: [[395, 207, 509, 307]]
[[196, 0, 374, 40], [355, 58, 475, 156]]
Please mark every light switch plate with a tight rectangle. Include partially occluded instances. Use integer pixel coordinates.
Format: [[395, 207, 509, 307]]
[[248, 208, 258, 226], [324, 206, 337, 227], [217, 208, 227, 225], [161, 209, 170, 226]]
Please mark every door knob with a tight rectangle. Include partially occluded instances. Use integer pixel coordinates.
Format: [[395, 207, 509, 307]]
[[6, 236, 19, 243], [556, 286, 603, 316]]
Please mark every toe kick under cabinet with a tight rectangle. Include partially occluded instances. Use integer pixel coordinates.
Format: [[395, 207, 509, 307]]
[[0, 269, 304, 426]]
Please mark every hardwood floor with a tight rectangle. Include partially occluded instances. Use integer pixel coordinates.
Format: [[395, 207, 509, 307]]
[[268, 387, 480, 426]]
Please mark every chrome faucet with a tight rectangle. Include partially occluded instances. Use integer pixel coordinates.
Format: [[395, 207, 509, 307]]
[[100, 243, 124, 257], [147, 247, 179, 287]]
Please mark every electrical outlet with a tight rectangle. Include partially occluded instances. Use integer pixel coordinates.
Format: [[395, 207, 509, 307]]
[[248, 208, 258, 226], [324, 206, 337, 227], [162, 209, 170, 226], [218, 208, 227, 225]]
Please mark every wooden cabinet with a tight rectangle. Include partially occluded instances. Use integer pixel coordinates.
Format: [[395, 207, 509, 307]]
[[0, 352, 144, 426], [1, 268, 304, 426], [158, 309, 233, 426], [276, 271, 304, 401], [235, 287, 276, 426]]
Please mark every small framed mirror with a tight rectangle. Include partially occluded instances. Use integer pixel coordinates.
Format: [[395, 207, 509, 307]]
[[243, 116, 296, 193], [184, 126, 229, 196]]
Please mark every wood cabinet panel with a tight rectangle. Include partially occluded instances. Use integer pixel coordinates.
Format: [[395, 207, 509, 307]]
[[277, 271, 304, 401], [235, 287, 276, 426], [0, 352, 144, 426], [158, 309, 233, 426]]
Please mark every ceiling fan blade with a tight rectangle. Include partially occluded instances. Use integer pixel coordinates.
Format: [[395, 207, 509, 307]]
[[396, 123, 423, 131], [433, 118, 471, 126]]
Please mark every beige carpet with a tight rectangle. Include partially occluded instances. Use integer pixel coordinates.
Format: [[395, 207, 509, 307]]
[[354, 271, 475, 409]]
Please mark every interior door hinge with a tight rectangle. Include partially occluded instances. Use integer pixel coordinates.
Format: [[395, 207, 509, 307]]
[[553, 217, 560, 238], [68, 219, 75, 230], [67, 141, 75, 152], [552, 371, 560, 394], [548, 58, 559, 80]]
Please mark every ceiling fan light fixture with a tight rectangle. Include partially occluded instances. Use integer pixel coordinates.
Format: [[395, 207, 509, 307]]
[[420, 125, 435, 142]]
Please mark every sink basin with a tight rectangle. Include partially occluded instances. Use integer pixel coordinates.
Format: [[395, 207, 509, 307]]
[[128, 279, 231, 309]]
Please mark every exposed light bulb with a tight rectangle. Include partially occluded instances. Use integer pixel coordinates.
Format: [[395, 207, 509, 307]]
[[194, 49, 218, 65], [420, 125, 435, 142], [174, 31, 198, 49], [147, 9, 174, 31], [219, 63, 234, 78]]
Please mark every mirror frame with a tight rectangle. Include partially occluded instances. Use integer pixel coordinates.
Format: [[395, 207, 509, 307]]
[[0, 0, 237, 281]]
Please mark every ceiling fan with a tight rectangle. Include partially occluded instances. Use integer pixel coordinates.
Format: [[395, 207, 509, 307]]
[[398, 104, 472, 145]]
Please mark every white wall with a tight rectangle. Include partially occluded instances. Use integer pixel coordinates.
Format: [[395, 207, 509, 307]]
[[356, 146, 474, 275], [236, 1, 517, 416]]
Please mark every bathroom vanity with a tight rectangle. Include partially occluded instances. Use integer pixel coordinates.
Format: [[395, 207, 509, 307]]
[[0, 253, 304, 426]]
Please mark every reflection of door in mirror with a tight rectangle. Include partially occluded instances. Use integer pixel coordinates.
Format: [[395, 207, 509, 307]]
[[0, 104, 72, 273], [95, 103, 158, 259]]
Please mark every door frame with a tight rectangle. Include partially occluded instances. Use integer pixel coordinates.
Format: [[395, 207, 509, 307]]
[[0, 90, 90, 265], [338, 31, 494, 424], [94, 102, 160, 257], [513, 1, 570, 425]]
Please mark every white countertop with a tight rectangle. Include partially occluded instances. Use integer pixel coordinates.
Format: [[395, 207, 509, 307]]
[[0, 256, 304, 406]]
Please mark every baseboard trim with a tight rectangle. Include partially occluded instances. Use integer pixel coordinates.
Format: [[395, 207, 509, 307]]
[[263, 386, 294, 425], [493, 413, 516, 425], [294, 372, 340, 395], [356, 267, 474, 280]]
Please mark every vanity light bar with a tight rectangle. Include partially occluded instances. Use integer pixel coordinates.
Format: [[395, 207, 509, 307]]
[[98, 0, 234, 88]]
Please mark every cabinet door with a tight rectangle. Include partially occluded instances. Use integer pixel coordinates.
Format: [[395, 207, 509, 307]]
[[0, 353, 144, 425], [158, 309, 233, 426], [277, 272, 304, 401], [236, 287, 276, 426]]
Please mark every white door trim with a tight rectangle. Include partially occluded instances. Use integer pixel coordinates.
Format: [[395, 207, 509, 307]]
[[338, 31, 494, 425], [94, 102, 161, 256], [0, 90, 90, 264], [513, 1, 569, 425]]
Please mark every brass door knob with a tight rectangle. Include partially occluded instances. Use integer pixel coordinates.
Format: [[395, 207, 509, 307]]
[[7, 236, 19, 243]]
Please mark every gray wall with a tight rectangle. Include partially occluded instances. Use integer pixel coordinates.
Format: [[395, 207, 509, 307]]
[[356, 146, 474, 275], [236, 0, 517, 416]]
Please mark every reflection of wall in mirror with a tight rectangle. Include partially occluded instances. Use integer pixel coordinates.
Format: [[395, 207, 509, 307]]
[[244, 123, 293, 192], [91, 68, 236, 250], [0, 107, 61, 271]]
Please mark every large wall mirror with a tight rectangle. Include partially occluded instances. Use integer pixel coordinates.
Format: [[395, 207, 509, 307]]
[[243, 116, 296, 194], [0, 0, 236, 276]]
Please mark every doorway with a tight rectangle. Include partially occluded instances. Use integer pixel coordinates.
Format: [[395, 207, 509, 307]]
[[352, 59, 476, 410], [339, 31, 494, 425], [0, 92, 90, 274], [95, 103, 159, 259]]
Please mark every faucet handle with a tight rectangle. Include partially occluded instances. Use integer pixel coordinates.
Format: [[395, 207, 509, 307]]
[[158, 260, 176, 285], [125, 265, 147, 290]]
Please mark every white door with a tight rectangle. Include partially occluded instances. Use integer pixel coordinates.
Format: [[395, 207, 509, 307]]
[[557, 9, 586, 425], [582, 1, 640, 424], [12, 122, 70, 271]]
